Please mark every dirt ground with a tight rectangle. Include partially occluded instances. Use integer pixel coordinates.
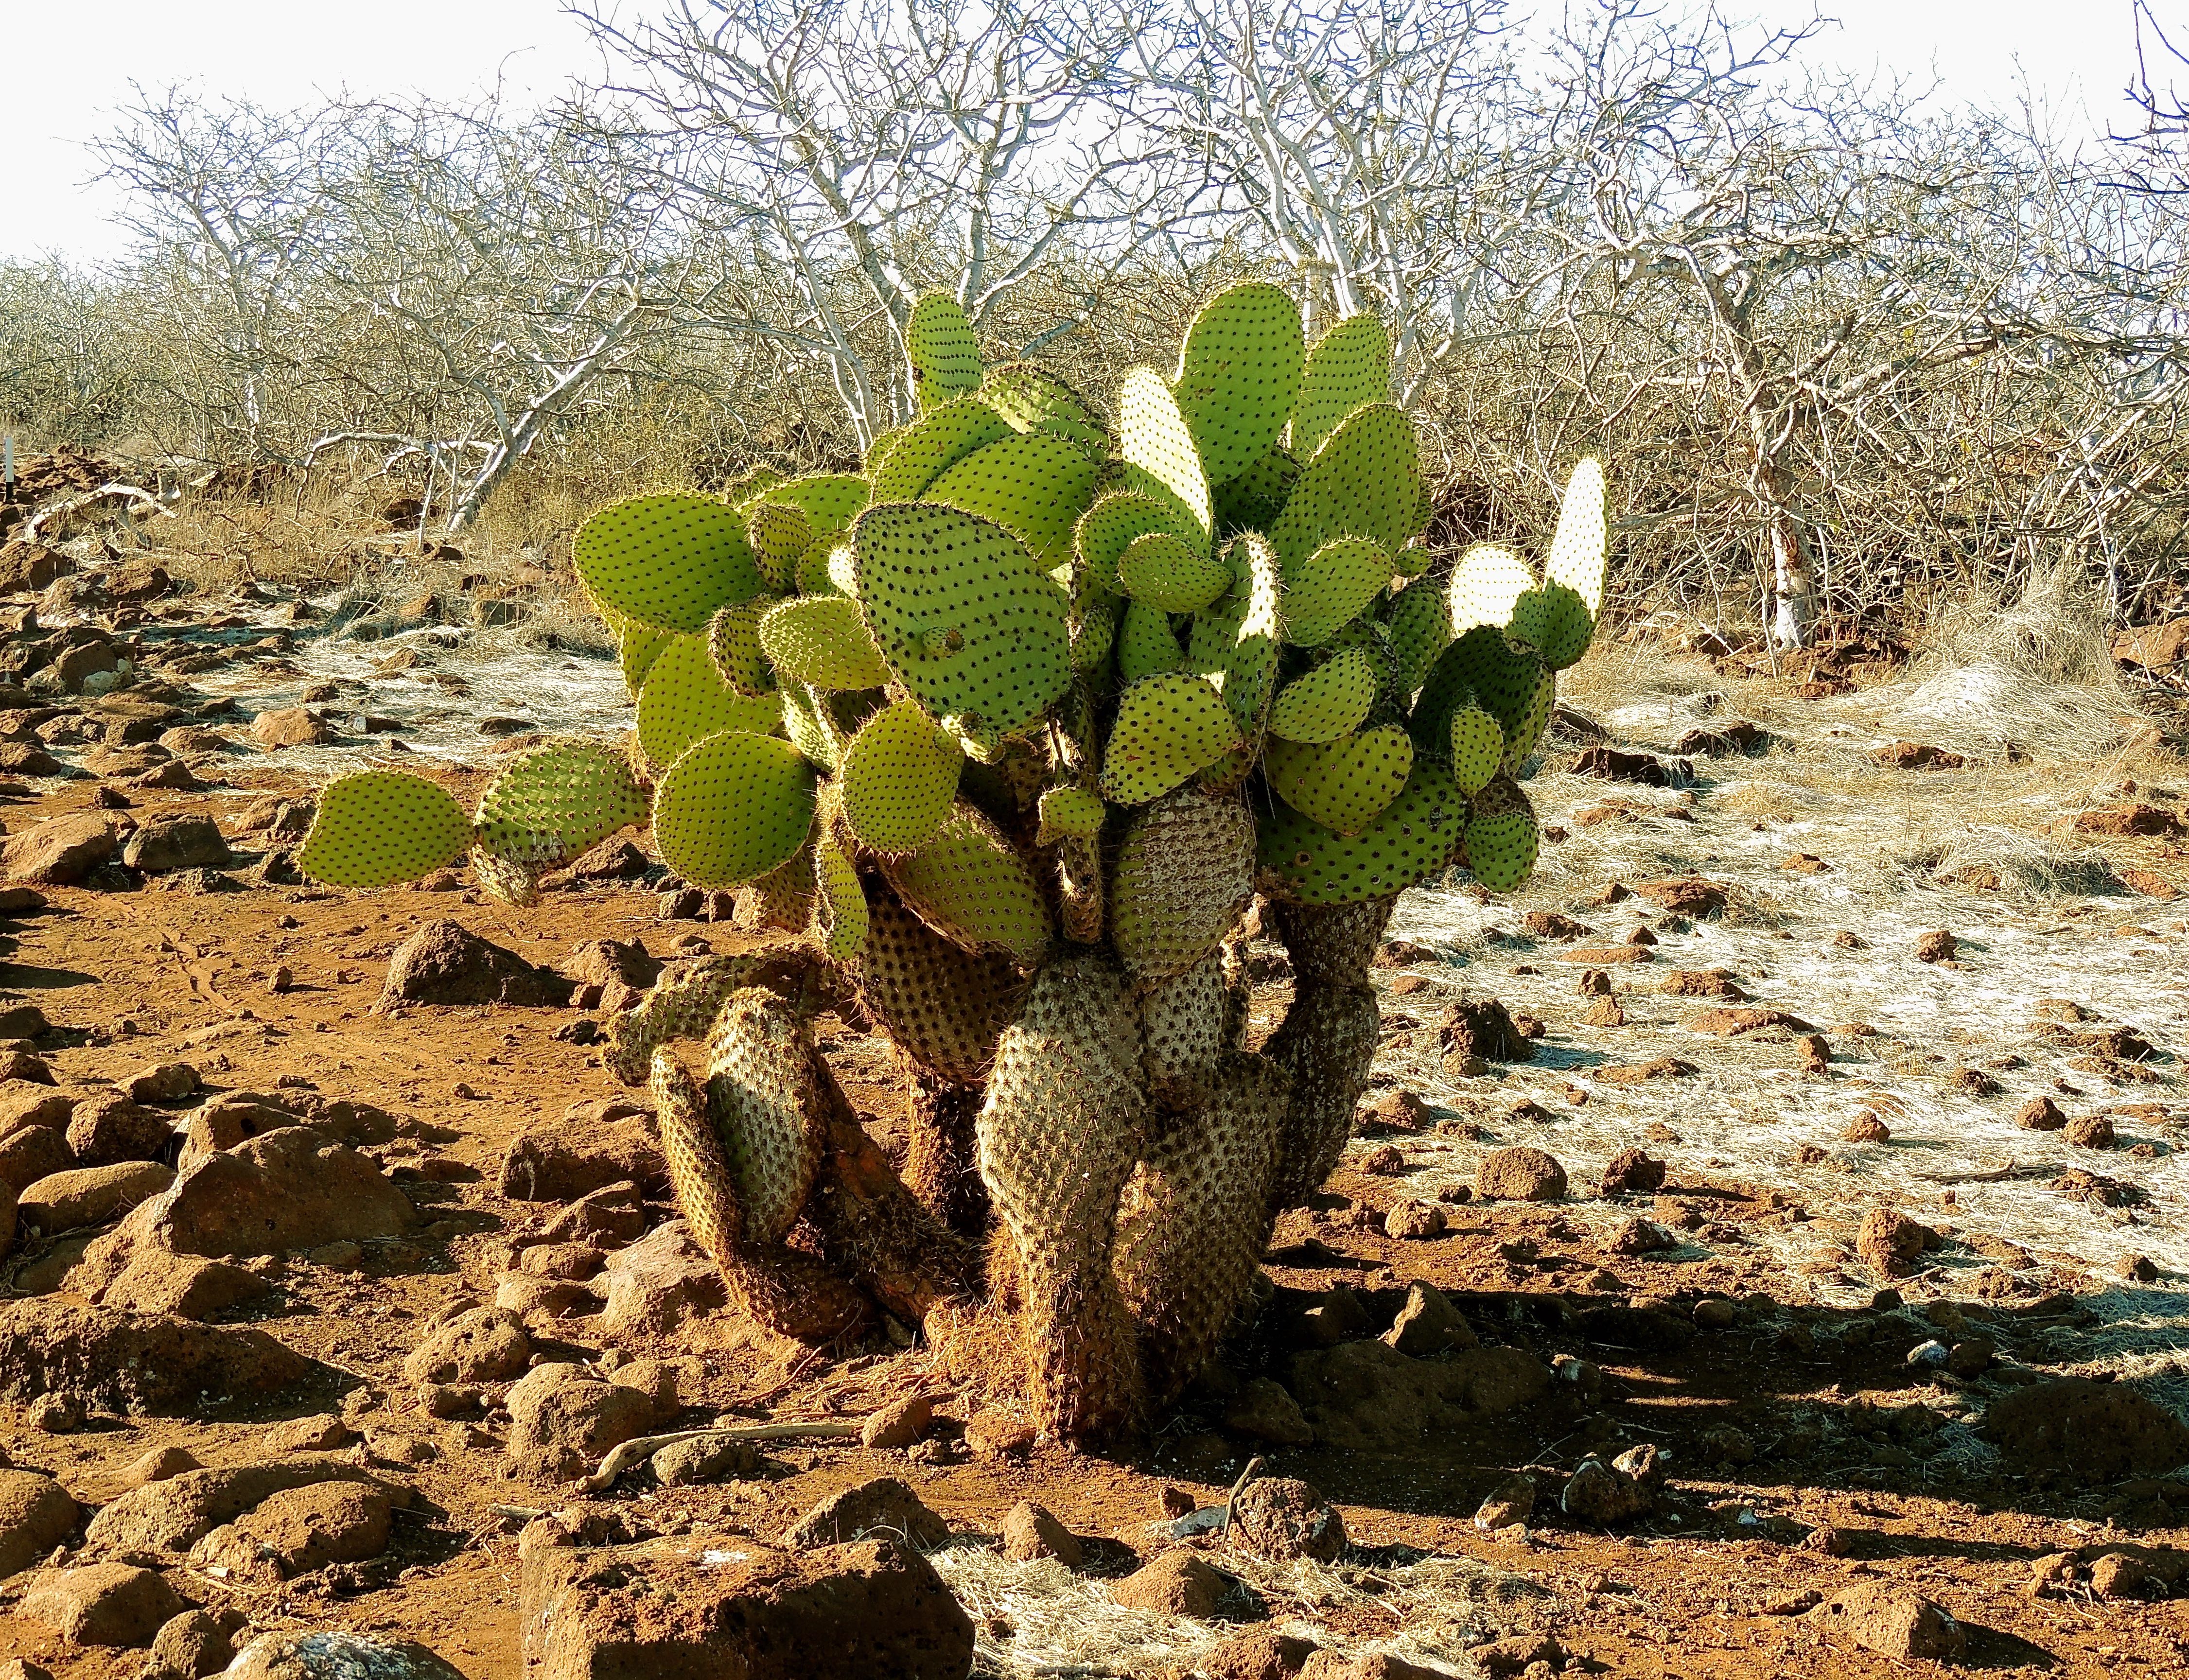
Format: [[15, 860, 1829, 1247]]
[[0, 504, 2185, 1679]]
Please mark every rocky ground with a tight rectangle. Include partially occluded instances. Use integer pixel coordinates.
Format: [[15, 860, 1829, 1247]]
[[0, 492, 2185, 1679]]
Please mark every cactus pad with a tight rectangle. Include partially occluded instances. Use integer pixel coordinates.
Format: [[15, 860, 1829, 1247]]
[[1448, 704, 1506, 794], [1546, 456, 1609, 616], [1268, 648, 1378, 743], [1217, 532, 1285, 742], [1099, 672, 1243, 804], [614, 614, 671, 698], [1294, 313, 1392, 461], [1509, 581, 1594, 671], [474, 738, 647, 871], [1119, 366, 1212, 549], [881, 803, 1053, 965], [838, 701, 964, 855], [1502, 663, 1557, 769], [1258, 756, 1464, 905], [1210, 446, 1298, 536], [1271, 402, 1420, 576], [907, 292, 983, 405], [1109, 786, 1256, 982], [980, 362, 1107, 453], [852, 503, 1072, 753], [1447, 543, 1536, 637], [1116, 599, 1187, 684], [1071, 596, 1118, 676], [298, 770, 471, 889], [652, 729, 816, 887], [636, 631, 784, 769], [1463, 775, 1540, 892], [574, 494, 766, 632], [1173, 280, 1305, 484], [1282, 536, 1391, 647], [870, 399, 1012, 502], [1118, 532, 1230, 613], [707, 596, 779, 697], [761, 473, 870, 534], [1412, 624, 1543, 758], [744, 498, 812, 591], [1263, 724, 1415, 835], [1035, 786, 1107, 845], [758, 595, 893, 692], [703, 986, 827, 1247], [1387, 573, 1455, 698], [856, 885, 1029, 1081], [924, 431, 1100, 570], [812, 822, 869, 962], [1075, 492, 1176, 592]]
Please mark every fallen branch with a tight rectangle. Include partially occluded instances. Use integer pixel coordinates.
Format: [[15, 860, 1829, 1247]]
[[23, 483, 171, 543], [583, 1420, 860, 1492]]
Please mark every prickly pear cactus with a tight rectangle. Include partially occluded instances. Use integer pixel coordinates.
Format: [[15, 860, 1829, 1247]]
[[298, 282, 1612, 1445]]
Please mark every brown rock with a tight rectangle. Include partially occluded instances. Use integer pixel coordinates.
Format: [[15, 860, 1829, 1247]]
[[381, 920, 570, 1008], [1224, 1376, 1314, 1447], [1196, 1629, 1321, 1680], [1229, 1477, 1346, 1563], [595, 1221, 722, 1334], [121, 815, 232, 874], [1806, 1582, 1965, 1662], [18, 1562, 186, 1646], [1870, 740, 1966, 770], [64, 1092, 168, 1167], [1560, 1456, 1652, 1525], [1472, 1474, 1535, 1530], [1661, 968, 1745, 998], [147, 1607, 247, 1679], [1598, 1148, 1665, 1195], [1985, 1378, 2189, 1478], [501, 1102, 666, 1201], [964, 1409, 1036, 1461], [2066, 1112, 2116, 1149], [249, 707, 332, 748], [104, 1252, 271, 1320], [1856, 1206, 1931, 1278], [1913, 929, 1957, 963], [18, 1159, 172, 1232], [225, 1632, 471, 1680], [118, 1446, 199, 1489], [518, 1532, 973, 1680], [0, 1087, 72, 1139], [1475, 1147, 1566, 1202], [125, 1064, 200, 1105], [505, 1362, 677, 1482], [1687, 1006, 1814, 1036], [1298, 1656, 1446, 1680], [0, 1469, 81, 1576], [1110, 1550, 1227, 1616], [1436, 997, 1533, 1063], [2112, 619, 2189, 670], [1635, 876, 1727, 915], [1381, 1282, 1475, 1357], [783, 1478, 949, 1552], [1843, 1111, 1890, 1143], [2015, 1095, 2068, 1131], [1288, 1341, 1549, 1452], [1382, 1198, 1445, 1239], [0, 1299, 318, 1418], [1000, 1500, 1082, 1566], [2, 813, 116, 884], [1594, 1056, 1697, 1084], [188, 1482, 391, 1581], [98, 1127, 414, 1265], [403, 1306, 532, 1386], [860, 1395, 935, 1450]]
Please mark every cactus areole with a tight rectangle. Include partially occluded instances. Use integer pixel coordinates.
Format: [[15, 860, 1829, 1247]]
[[299, 284, 1611, 1445]]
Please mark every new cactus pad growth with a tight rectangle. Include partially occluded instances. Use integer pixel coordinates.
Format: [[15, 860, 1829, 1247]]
[[297, 282, 1611, 1445]]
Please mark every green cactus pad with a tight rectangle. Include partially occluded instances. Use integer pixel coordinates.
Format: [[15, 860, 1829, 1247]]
[[1502, 664, 1557, 770], [869, 399, 1012, 502], [652, 729, 816, 887], [1293, 314, 1392, 461], [1209, 531, 1284, 750], [1211, 446, 1298, 536], [1110, 787, 1257, 981], [574, 494, 767, 632], [758, 595, 893, 692], [1271, 402, 1421, 576], [1448, 705, 1506, 794], [1071, 596, 1118, 676], [851, 503, 1072, 753], [1546, 457, 1609, 617], [813, 826, 868, 962], [1036, 785, 1107, 845], [1075, 492, 1176, 593], [980, 362, 1108, 452], [722, 465, 786, 505], [793, 536, 842, 597], [924, 431, 1100, 570], [1463, 776, 1539, 892], [707, 595, 779, 697], [474, 738, 648, 869], [1387, 573, 1455, 698], [838, 701, 964, 855], [1412, 624, 1544, 758], [1282, 536, 1391, 647], [865, 427, 906, 477], [881, 803, 1052, 964], [778, 683, 877, 773], [1119, 365, 1212, 550], [1117, 598, 1187, 683], [906, 292, 982, 407], [1263, 724, 1415, 835], [636, 632, 784, 768], [1100, 671, 1243, 804], [1173, 281, 1305, 485], [298, 770, 472, 890], [1268, 648, 1378, 743], [1448, 543, 1536, 637], [745, 498, 813, 590], [613, 614, 672, 699], [1118, 532, 1230, 613], [762, 473, 870, 534], [1509, 581, 1594, 671], [1258, 756, 1464, 906]]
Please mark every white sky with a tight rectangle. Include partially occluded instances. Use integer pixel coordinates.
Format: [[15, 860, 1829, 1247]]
[[0, 1, 2167, 266]]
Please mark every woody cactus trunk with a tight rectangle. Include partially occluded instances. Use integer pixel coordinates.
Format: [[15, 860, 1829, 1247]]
[[297, 284, 1611, 1446]]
